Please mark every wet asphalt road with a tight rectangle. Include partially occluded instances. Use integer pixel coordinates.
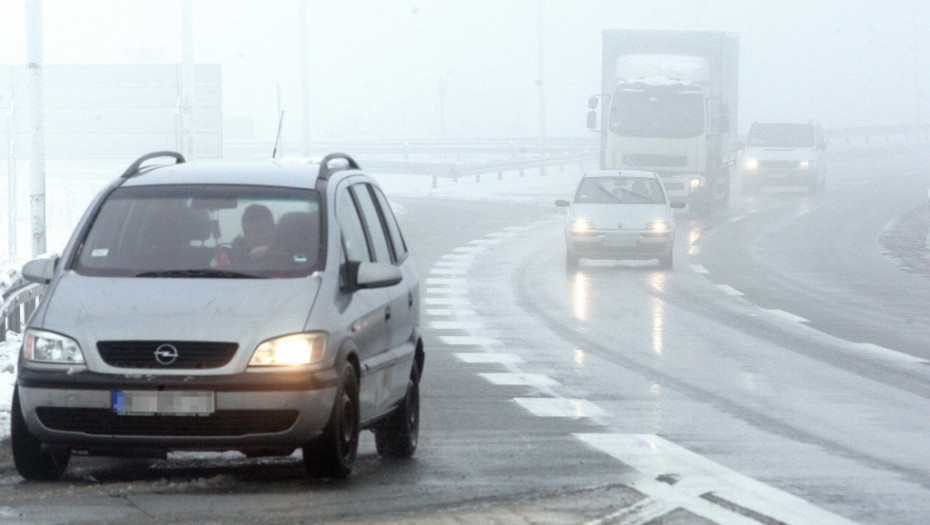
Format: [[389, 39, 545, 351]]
[[1, 145, 929, 524]]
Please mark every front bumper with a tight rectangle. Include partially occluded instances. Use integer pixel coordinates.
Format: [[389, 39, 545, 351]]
[[16, 366, 338, 452], [742, 168, 817, 187], [567, 230, 673, 260]]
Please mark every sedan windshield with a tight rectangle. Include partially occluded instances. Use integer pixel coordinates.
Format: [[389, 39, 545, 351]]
[[74, 185, 323, 278], [574, 176, 665, 204]]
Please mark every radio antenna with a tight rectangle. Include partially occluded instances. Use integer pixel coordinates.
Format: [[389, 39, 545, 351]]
[[272, 110, 285, 158]]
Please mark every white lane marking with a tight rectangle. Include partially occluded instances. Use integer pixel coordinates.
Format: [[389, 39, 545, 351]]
[[454, 246, 484, 253], [764, 309, 809, 323], [440, 336, 499, 347], [514, 397, 606, 418], [479, 373, 560, 387], [430, 268, 467, 275], [485, 232, 514, 237], [430, 321, 485, 330], [455, 353, 524, 364], [854, 342, 928, 364], [434, 259, 472, 267], [575, 434, 856, 525], [469, 239, 500, 245], [424, 297, 471, 306], [851, 180, 870, 186], [426, 287, 468, 296], [728, 214, 748, 223], [691, 264, 709, 274], [425, 278, 466, 286], [426, 308, 477, 317], [716, 284, 744, 296], [439, 253, 475, 261]]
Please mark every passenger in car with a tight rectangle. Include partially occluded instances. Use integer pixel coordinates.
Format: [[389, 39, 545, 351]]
[[230, 204, 276, 263]]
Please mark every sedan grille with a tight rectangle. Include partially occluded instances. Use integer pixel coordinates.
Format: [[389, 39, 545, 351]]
[[36, 408, 298, 436], [97, 341, 238, 369]]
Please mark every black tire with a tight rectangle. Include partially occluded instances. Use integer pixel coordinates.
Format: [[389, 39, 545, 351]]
[[374, 361, 420, 459], [566, 250, 579, 269], [11, 388, 70, 481], [303, 364, 360, 479], [658, 250, 673, 270]]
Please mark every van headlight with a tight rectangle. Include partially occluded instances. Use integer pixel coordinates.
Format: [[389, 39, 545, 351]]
[[249, 333, 327, 367], [798, 161, 810, 169], [23, 329, 84, 364]]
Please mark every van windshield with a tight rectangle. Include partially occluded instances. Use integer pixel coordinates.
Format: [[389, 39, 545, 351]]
[[747, 124, 815, 148], [74, 185, 323, 278]]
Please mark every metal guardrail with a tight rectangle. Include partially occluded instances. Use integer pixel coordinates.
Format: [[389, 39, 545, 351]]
[[1, 277, 43, 343]]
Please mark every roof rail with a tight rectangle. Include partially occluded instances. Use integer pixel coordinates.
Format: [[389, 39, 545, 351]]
[[120, 151, 186, 179], [316, 153, 360, 182]]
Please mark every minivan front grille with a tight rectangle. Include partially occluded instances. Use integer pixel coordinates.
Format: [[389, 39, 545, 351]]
[[36, 407, 298, 436], [97, 341, 238, 369]]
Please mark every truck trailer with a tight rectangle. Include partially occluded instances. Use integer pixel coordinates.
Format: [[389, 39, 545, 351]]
[[587, 30, 739, 217]]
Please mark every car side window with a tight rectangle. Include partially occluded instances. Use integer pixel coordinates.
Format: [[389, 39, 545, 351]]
[[351, 183, 393, 264], [371, 186, 408, 262], [336, 186, 372, 263]]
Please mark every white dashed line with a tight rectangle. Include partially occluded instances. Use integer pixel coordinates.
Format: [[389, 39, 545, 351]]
[[763, 309, 809, 323], [853, 342, 927, 364], [425, 278, 466, 286], [715, 284, 744, 296], [430, 321, 485, 330], [426, 287, 468, 296], [479, 373, 560, 387], [691, 264, 709, 274], [514, 398, 606, 418], [424, 297, 472, 306], [455, 353, 525, 364], [439, 336, 499, 347]]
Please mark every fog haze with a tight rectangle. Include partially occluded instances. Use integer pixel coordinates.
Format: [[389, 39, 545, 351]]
[[1, 0, 927, 139]]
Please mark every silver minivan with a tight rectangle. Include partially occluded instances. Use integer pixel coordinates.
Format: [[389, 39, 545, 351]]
[[11, 152, 423, 480], [556, 170, 683, 269]]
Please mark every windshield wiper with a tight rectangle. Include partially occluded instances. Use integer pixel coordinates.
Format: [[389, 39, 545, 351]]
[[135, 269, 263, 279]]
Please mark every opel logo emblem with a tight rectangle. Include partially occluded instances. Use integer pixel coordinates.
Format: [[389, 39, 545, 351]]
[[155, 344, 179, 365]]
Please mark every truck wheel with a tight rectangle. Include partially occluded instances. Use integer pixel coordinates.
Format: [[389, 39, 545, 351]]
[[303, 364, 359, 478], [11, 388, 70, 481], [374, 361, 420, 459]]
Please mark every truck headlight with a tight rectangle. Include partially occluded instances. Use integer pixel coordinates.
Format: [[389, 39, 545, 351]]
[[249, 333, 327, 367], [743, 158, 758, 170], [689, 178, 701, 189], [799, 161, 810, 169], [23, 329, 84, 364]]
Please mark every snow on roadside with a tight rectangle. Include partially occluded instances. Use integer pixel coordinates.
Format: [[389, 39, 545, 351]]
[[0, 333, 21, 440]]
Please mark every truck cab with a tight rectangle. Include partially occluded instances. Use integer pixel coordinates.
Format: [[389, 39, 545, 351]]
[[739, 121, 827, 195]]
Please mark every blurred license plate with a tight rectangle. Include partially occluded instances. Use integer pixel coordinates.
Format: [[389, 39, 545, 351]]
[[112, 391, 215, 415], [604, 234, 636, 247]]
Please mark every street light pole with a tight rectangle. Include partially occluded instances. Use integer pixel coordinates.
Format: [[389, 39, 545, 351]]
[[25, 0, 46, 257], [537, 0, 547, 175]]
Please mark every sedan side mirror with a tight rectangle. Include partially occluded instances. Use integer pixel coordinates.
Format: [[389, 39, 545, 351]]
[[22, 255, 58, 284], [342, 260, 402, 292]]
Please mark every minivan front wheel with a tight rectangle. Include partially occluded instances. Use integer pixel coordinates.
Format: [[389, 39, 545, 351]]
[[303, 364, 359, 478], [11, 387, 70, 481], [374, 361, 420, 459]]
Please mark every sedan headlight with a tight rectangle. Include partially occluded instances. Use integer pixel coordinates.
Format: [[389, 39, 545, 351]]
[[798, 161, 810, 169], [646, 221, 670, 232], [570, 218, 594, 233], [23, 329, 84, 364], [249, 332, 327, 367]]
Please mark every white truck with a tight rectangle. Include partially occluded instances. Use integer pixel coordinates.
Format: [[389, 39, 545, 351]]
[[587, 30, 739, 217]]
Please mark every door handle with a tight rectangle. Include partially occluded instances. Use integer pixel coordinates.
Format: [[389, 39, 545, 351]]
[[385, 306, 391, 322], [407, 292, 413, 308]]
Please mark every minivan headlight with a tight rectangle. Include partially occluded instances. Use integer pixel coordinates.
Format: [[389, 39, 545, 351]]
[[249, 333, 327, 367], [23, 329, 84, 364], [798, 161, 810, 169]]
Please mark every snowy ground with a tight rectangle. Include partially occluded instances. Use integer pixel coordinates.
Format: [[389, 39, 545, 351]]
[[0, 162, 586, 442]]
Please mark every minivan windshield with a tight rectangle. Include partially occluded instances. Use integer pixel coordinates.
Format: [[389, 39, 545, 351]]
[[747, 123, 816, 148], [74, 185, 323, 278]]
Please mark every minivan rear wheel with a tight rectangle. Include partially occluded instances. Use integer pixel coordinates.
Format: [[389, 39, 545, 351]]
[[303, 364, 359, 478], [11, 387, 70, 481], [374, 361, 420, 459]]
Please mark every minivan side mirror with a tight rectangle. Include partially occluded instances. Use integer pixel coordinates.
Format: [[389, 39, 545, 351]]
[[670, 202, 687, 209], [342, 260, 402, 292], [586, 110, 597, 131], [22, 255, 58, 284]]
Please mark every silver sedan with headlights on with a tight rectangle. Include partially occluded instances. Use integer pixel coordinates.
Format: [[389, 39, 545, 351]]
[[11, 151, 423, 481], [556, 170, 684, 269]]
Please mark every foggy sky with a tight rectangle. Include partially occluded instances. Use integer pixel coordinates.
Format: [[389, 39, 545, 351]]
[[1, 0, 927, 140]]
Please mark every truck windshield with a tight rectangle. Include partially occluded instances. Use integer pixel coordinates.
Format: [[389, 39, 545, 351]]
[[747, 124, 815, 148], [74, 185, 323, 278], [610, 87, 704, 139]]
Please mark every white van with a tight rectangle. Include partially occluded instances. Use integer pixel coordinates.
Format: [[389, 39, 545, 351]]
[[740, 121, 827, 194]]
